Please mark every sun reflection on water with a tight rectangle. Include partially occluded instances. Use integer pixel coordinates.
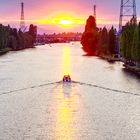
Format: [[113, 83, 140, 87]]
[[53, 46, 80, 140], [62, 46, 71, 76], [54, 84, 75, 140]]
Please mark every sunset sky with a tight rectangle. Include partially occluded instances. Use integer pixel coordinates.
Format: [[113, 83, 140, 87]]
[[0, 0, 140, 33]]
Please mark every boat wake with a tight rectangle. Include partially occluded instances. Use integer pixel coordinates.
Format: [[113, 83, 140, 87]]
[[72, 81, 140, 97], [0, 80, 139, 97]]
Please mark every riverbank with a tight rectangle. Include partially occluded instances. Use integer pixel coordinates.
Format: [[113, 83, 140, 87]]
[[0, 46, 35, 56], [98, 54, 120, 62], [123, 64, 140, 76], [12, 46, 35, 51], [0, 48, 12, 56], [98, 54, 140, 76]]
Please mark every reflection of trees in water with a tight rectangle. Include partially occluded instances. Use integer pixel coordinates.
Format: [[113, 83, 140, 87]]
[[122, 68, 140, 80]]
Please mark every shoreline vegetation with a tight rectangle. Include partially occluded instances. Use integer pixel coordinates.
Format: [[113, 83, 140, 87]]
[[0, 24, 37, 55], [81, 15, 140, 76], [0, 48, 11, 55]]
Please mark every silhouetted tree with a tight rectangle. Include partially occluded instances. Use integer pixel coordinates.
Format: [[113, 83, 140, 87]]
[[29, 24, 37, 46], [81, 16, 98, 55], [0, 24, 10, 50], [108, 26, 116, 55], [0, 23, 37, 52], [97, 27, 109, 55]]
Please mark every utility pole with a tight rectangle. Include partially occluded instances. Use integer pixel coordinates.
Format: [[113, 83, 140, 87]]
[[20, 2, 26, 32], [119, 0, 137, 30]]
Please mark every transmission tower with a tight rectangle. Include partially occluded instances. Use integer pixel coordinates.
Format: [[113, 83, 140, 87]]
[[119, 0, 137, 30], [93, 5, 96, 19], [20, 2, 26, 32]]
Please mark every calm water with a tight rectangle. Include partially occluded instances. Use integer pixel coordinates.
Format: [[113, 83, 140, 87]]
[[0, 42, 140, 140]]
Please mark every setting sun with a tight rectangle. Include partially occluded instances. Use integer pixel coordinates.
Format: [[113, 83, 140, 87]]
[[59, 19, 74, 26], [37, 13, 85, 29]]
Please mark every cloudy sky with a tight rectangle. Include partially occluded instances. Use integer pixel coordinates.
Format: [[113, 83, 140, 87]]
[[0, 0, 140, 33]]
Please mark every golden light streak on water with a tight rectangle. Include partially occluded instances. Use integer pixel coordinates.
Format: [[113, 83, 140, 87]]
[[53, 45, 81, 139], [54, 84, 76, 140], [62, 46, 72, 76]]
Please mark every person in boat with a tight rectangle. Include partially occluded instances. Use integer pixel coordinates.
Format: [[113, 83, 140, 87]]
[[63, 75, 71, 82], [67, 75, 71, 81]]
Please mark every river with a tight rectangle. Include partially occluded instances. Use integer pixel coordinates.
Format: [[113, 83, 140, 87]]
[[0, 42, 140, 140]]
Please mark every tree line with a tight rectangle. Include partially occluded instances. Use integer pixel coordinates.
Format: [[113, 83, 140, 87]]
[[0, 24, 37, 51], [120, 19, 140, 67], [81, 15, 140, 68], [81, 16, 117, 56]]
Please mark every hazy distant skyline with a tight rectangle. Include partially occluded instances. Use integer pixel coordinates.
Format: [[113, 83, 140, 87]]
[[0, 0, 140, 33]]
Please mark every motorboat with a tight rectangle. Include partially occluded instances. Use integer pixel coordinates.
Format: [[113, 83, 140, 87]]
[[63, 75, 71, 82]]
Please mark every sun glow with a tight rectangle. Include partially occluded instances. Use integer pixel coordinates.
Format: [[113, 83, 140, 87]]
[[59, 19, 74, 26], [37, 13, 85, 27]]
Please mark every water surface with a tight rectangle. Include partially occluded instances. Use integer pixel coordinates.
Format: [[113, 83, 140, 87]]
[[0, 42, 140, 140]]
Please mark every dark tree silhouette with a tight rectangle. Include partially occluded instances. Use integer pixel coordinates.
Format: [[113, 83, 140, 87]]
[[81, 16, 98, 55], [108, 26, 116, 55], [97, 27, 109, 55], [0, 24, 37, 52], [29, 24, 37, 44]]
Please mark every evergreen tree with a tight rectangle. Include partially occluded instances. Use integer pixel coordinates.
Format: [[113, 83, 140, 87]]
[[29, 24, 37, 46], [138, 22, 140, 62], [120, 19, 140, 67], [132, 26, 139, 63], [108, 26, 116, 55], [120, 22, 134, 61], [81, 16, 98, 55], [98, 27, 109, 55]]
